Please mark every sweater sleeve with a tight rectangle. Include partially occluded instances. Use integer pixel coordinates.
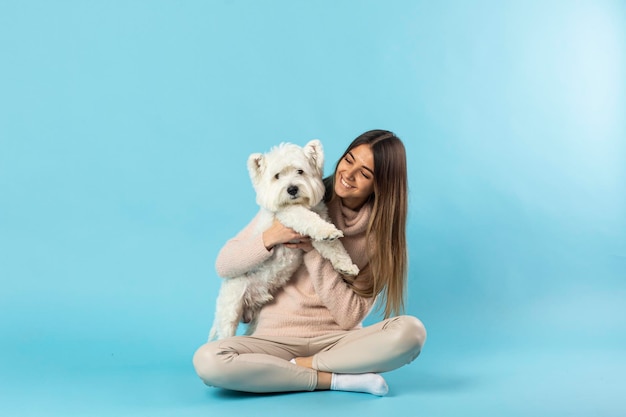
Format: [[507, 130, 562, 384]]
[[214, 213, 275, 278], [302, 250, 375, 329]]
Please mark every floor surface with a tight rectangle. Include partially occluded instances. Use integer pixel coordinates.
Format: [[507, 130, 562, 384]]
[[2, 312, 624, 417]]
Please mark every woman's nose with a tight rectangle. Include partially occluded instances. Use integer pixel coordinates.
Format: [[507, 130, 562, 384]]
[[345, 166, 357, 179]]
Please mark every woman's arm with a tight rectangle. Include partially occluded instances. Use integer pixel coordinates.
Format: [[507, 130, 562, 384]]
[[214, 214, 274, 278], [215, 214, 310, 278]]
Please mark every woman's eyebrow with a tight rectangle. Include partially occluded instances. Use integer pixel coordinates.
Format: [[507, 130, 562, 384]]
[[348, 151, 374, 175]]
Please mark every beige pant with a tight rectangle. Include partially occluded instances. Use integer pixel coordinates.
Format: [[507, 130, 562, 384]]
[[192, 315, 426, 393]]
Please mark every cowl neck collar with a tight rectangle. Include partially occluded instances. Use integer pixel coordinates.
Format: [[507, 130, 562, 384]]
[[327, 197, 371, 236]]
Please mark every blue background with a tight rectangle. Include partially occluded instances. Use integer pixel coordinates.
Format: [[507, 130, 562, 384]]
[[1, 1, 625, 416]]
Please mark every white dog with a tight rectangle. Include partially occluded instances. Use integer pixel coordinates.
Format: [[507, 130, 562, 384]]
[[208, 140, 359, 340]]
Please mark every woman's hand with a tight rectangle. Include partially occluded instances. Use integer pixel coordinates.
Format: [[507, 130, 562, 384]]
[[284, 238, 313, 252], [262, 219, 313, 252]]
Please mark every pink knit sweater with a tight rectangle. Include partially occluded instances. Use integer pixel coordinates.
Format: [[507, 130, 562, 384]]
[[215, 198, 375, 338]]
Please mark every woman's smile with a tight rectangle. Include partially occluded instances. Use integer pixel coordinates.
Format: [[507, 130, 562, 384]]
[[334, 144, 375, 209]]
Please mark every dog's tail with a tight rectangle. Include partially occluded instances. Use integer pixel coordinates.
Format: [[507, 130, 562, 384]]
[[208, 325, 218, 341]]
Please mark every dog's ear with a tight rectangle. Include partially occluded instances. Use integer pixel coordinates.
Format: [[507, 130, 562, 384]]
[[304, 139, 324, 173], [247, 153, 265, 186]]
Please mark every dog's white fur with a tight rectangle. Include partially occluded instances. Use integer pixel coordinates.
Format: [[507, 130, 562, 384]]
[[208, 140, 359, 340]]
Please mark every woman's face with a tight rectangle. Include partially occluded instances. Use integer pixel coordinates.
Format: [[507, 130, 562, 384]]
[[334, 144, 375, 210]]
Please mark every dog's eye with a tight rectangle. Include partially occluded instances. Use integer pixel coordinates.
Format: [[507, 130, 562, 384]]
[[297, 169, 304, 175], [274, 173, 280, 179]]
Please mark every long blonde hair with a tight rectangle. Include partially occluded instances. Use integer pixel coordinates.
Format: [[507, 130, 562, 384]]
[[324, 130, 408, 318]]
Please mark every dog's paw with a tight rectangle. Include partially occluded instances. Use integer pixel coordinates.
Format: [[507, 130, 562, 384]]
[[309, 229, 343, 241], [311, 224, 343, 241], [323, 228, 344, 240], [335, 263, 360, 277]]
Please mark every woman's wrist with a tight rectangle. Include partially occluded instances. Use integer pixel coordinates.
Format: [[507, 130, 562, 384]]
[[262, 233, 274, 250]]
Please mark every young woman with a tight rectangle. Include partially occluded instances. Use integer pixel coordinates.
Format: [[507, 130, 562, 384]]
[[193, 129, 426, 396]]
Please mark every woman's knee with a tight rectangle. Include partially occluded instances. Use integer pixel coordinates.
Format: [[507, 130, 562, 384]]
[[386, 315, 427, 352], [192, 343, 230, 385]]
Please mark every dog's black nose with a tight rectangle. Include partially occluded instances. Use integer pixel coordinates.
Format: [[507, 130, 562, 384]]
[[287, 186, 299, 196]]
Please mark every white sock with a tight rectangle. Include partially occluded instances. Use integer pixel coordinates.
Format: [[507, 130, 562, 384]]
[[330, 373, 389, 396], [289, 358, 297, 365]]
